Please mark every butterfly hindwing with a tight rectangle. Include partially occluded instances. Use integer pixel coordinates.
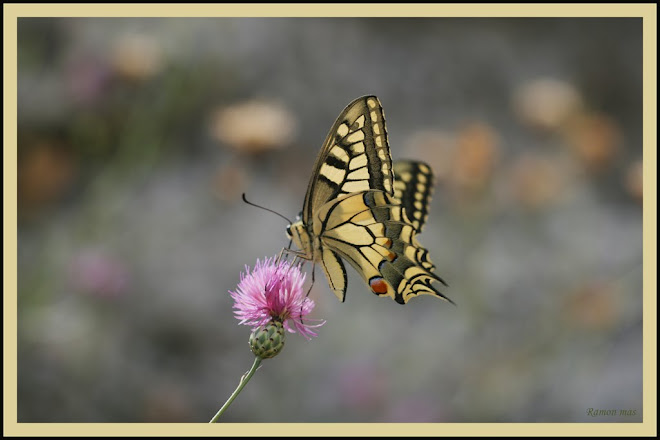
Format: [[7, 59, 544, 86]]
[[318, 247, 347, 302], [392, 160, 437, 272], [315, 191, 449, 304], [392, 160, 435, 232]]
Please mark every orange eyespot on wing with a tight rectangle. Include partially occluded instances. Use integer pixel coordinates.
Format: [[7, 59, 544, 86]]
[[369, 277, 389, 295]]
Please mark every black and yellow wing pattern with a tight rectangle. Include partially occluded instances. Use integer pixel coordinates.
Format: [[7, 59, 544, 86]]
[[286, 95, 449, 305]]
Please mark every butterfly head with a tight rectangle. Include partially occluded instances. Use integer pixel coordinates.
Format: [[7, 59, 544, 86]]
[[285, 212, 311, 254]]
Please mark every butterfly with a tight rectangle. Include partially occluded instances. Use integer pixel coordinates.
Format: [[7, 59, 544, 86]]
[[285, 95, 450, 305]]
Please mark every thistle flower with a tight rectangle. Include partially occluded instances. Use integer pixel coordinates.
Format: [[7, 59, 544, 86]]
[[211, 256, 325, 422], [230, 256, 324, 340]]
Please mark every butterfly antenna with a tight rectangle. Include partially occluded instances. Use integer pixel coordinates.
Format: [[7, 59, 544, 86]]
[[241, 193, 293, 225]]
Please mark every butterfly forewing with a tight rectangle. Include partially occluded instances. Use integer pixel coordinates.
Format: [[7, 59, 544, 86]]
[[303, 96, 394, 225]]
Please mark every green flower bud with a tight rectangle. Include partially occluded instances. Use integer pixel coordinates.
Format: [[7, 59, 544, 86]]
[[249, 321, 286, 359]]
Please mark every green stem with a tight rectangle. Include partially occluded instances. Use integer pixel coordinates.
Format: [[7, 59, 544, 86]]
[[209, 357, 262, 423]]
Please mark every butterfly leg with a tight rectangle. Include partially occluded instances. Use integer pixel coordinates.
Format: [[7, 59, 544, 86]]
[[276, 247, 292, 264], [277, 247, 316, 295], [299, 260, 316, 327], [306, 261, 316, 297], [278, 246, 309, 263]]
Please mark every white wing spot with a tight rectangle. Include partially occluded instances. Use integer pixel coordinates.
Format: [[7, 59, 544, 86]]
[[351, 142, 365, 154], [320, 163, 346, 185], [330, 146, 349, 165], [390, 203, 401, 220], [349, 153, 368, 170], [346, 130, 365, 144], [342, 180, 370, 193], [347, 168, 370, 181]]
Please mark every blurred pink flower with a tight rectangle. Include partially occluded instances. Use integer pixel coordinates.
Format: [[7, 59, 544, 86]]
[[338, 359, 386, 410], [230, 257, 324, 340], [70, 249, 129, 299], [66, 55, 112, 106], [385, 396, 446, 422]]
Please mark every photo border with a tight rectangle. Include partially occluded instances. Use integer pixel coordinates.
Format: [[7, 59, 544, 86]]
[[4, 3, 656, 437]]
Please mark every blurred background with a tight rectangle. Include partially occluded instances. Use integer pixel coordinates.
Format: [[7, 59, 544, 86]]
[[17, 18, 643, 423]]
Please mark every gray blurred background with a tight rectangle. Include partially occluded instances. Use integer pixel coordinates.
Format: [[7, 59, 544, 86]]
[[17, 18, 643, 423]]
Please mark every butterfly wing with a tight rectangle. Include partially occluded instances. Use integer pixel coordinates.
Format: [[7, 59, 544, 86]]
[[299, 96, 393, 301], [392, 160, 435, 232], [295, 96, 449, 304], [302, 95, 394, 225], [315, 191, 449, 304], [392, 160, 437, 272]]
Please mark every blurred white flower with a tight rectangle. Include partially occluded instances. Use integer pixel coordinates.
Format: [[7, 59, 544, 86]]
[[624, 159, 643, 204], [210, 100, 297, 154], [512, 77, 583, 132], [111, 33, 163, 81]]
